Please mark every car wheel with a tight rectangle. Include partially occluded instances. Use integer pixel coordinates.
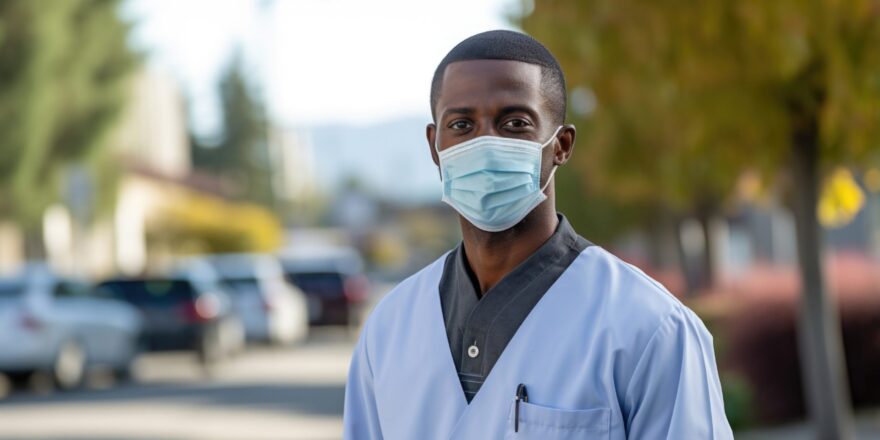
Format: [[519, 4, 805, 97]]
[[217, 318, 245, 358], [114, 339, 142, 384], [198, 332, 222, 366], [6, 371, 33, 390], [53, 340, 86, 390]]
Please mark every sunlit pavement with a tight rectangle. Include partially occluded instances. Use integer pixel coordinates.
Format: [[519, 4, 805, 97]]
[[736, 410, 880, 440], [3, 314, 878, 439], [0, 327, 357, 440]]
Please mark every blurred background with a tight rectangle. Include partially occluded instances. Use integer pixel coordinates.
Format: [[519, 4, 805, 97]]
[[0, 0, 879, 439]]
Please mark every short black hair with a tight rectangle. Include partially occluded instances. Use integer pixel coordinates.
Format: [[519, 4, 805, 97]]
[[430, 30, 567, 125]]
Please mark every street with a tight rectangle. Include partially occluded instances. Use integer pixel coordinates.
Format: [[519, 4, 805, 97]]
[[0, 328, 355, 440], [2, 324, 880, 439]]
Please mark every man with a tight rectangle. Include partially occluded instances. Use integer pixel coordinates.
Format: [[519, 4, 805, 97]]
[[344, 30, 733, 439]]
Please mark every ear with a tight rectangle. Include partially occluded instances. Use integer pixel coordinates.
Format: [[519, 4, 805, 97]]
[[554, 124, 576, 166], [426, 123, 440, 167]]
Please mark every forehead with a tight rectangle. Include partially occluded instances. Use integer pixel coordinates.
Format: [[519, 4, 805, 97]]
[[437, 59, 543, 116]]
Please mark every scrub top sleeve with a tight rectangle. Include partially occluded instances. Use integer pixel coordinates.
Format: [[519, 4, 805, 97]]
[[622, 308, 733, 439], [343, 330, 383, 440]]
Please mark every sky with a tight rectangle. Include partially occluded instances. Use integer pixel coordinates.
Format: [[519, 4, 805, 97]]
[[123, 0, 520, 132], [122, 0, 520, 201]]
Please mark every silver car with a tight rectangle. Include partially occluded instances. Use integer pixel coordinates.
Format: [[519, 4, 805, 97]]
[[207, 253, 309, 346], [0, 263, 143, 390]]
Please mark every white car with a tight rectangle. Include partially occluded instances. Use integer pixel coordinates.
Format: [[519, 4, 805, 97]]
[[0, 263, 143, 390], [207, 254, 309, 345]]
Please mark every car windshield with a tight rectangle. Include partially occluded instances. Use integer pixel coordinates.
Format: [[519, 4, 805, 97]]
[[0, 280, 24, 299], [286, 272, 343, 296], [97, 280, 196, 306], [222, 277, 260, 295]]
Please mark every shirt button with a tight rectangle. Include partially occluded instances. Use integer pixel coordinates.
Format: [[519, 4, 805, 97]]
[[467, 344, 479, 358]]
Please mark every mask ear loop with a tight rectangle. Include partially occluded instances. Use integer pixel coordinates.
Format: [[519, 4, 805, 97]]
[[541, 165, 558, 193], [541, 125, 564, 148], [540, 125, 564, 192], [434, 129, 441, 154], [434, 127, 445, 182]]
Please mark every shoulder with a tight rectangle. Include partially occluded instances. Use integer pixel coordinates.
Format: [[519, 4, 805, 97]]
[[578, 246, 687, 317], [571, 246, 714, 394], [573, 245, 712, 352]]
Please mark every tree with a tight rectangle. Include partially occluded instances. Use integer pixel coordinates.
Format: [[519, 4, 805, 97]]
[[192, 52, 275, 207], [0, 0, 137, 251], [523, 2, 778, 292], [521, 1, 880, 437]]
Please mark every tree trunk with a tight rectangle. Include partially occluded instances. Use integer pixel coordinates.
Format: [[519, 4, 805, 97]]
[[646, 207, 678, 270], [790, 118, 854, 440], [23, 224, 46, 260], [674, 216, 698, 297], [696, 209, 716, 292]]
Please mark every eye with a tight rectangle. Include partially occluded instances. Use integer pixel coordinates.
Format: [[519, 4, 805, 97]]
[[502, 118, 532, 130], [448, 120, 472, 131]]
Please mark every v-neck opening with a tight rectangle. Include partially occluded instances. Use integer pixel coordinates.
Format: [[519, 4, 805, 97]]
[[459, 255, 563, 403], [444, 248, 591, 438], [438, 215, 592, 404]]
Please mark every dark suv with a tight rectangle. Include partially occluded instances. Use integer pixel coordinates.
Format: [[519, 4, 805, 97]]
[[280, 249, 369, 327], [96, 277, 243, 364]]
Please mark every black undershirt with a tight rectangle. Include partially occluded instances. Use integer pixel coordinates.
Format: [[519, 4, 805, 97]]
[[438, 214, 591, 403]]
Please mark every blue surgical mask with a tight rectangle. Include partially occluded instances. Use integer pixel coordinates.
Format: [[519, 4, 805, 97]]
[[436, 127, 562, 232]]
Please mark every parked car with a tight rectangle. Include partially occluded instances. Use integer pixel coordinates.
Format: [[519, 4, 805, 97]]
[[206, 253, 309, 345], [279, 247, 369, 327], [0, 263, 143, 390], [97, 270, 244, 365]]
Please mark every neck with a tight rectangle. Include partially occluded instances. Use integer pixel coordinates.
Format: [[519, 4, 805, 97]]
[[461, 201, 558, 294]]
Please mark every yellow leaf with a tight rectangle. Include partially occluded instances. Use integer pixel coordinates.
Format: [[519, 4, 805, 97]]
[[818, 167, 865, 228]]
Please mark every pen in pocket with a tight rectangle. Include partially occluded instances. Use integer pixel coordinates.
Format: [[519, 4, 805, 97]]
[[514, 383, 528, 433]]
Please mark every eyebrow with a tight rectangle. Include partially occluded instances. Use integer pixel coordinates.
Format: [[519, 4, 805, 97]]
[[440, 107, 474, 121], [498, 105, 540, 120]]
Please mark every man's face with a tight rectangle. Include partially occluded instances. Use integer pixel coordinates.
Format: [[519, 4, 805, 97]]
[[427, 59, 563, 184]]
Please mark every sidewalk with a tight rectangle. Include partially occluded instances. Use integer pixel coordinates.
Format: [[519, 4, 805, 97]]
[[736, 409, 880, 439]]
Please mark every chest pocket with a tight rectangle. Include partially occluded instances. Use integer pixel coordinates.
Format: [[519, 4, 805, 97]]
[[505, 401, 610, 440]]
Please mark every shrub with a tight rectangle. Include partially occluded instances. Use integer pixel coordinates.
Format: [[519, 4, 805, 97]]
[[691, 254, 880, 427]]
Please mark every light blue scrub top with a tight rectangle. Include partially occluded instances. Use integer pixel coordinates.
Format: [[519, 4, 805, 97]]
[[344, 246, 734, 439]]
